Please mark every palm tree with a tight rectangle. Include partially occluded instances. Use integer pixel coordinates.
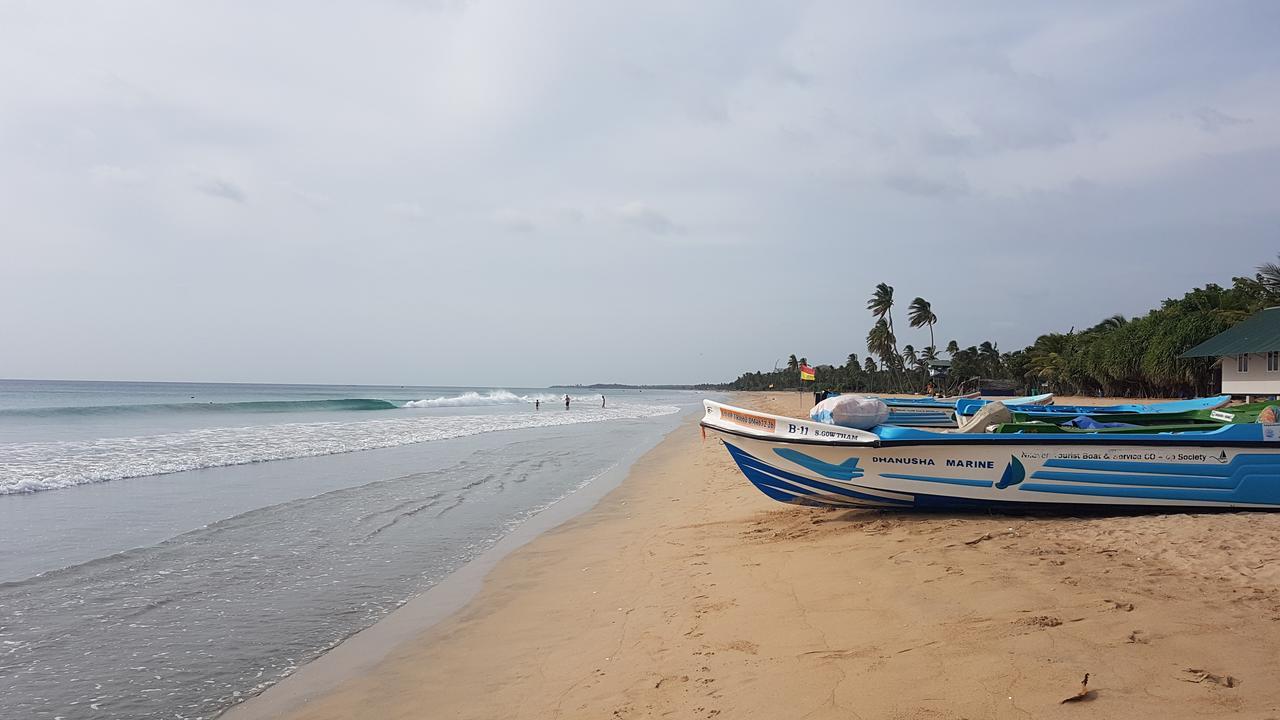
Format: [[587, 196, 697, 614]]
[[786, 354, 799, 372], [868, 318, 905, 390], [863, 357, 878, 373], [920, 347, 939, 385], [1087, 314, 1128, 333], [903, 345, 927, 391], [866, 318, 897, 369], [907, 297, 938, 350], [902, 344, 917, 370], [1259, 254, 1280, 300], [867, 283, 899, 356], [846, 353, 859, 368], [978, 341, 1001, 377], [946, 340, 959, 357], [1026, 333, 1070, 391]]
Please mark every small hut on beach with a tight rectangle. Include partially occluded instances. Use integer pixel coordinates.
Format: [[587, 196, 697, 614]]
[[1182, 307, 1280, 400]]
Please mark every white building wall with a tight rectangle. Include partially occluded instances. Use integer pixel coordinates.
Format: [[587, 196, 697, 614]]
[[1221, 352, 1280, 396]]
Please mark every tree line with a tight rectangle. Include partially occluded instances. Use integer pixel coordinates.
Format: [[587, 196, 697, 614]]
[[726, 257, 1280, 397]]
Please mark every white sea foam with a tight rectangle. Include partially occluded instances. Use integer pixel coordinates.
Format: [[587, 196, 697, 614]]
[[402, 390, 600, 408], [0, 403, 680, 495]]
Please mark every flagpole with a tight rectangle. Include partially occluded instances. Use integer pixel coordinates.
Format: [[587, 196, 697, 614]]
[[798, 362, 816, 412]]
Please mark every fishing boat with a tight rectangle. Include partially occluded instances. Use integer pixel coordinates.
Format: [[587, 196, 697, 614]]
[[955, 395, 1231, 418], [883, 393, 1053, 427], [701, 399, 1280, 510], [881, 392, 1051, 411], [997, 402, 1270, 434], [876, 392, 979, 410]]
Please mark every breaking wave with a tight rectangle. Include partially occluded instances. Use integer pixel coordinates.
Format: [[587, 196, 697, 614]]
[[3, 391, 618, 417], [0, 403, 681, 495], [403, 390, 599, 408], [1, 399, 401, 418]]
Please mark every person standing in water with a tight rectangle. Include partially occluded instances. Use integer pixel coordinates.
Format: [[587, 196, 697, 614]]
[[564, 394, 570, 410], [601, 394, 606, 408], [535, 399, 540, 410]]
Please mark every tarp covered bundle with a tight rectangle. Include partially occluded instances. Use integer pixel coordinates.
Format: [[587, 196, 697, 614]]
[[810, 395, 889, 429]]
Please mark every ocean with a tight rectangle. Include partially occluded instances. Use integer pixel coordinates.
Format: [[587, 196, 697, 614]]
[[0, 379, 705, 719]]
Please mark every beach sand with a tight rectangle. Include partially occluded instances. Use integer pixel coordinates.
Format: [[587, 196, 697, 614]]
[[236, 392, 1280, 719]]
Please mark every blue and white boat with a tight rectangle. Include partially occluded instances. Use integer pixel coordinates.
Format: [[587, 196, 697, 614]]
[[702, 399, 1280, 510], [880, 392, 1051, 409], [884, 393, 1053, 427], [955, 395, 1231, 419], [877, 393, 979, 410]]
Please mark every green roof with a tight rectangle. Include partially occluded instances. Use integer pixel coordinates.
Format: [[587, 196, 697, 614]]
[[1181, 307, 1280, 358]]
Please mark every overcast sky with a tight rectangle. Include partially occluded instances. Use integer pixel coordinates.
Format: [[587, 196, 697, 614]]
[[2, 1, 1278, 386]]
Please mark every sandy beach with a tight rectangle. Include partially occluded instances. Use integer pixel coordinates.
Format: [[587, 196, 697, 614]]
[[233, 392, 1280, 719]]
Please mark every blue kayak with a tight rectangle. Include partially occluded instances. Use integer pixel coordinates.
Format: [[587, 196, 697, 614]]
[[881, 393, 1051, 410], [875, 393, 1053, 427], [878, 396, 971, 410], [955, 395, 1232, 417]]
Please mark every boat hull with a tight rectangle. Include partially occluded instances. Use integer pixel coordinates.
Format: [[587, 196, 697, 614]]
[[720, 434, 1280, 510]]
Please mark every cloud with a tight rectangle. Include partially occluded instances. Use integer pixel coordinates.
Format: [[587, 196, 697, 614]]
[[919, 130, 974, 157], [278, 182, 330, 209], [387, 201, 426, 219], [769, 61, 812, 87], [1190, 106, 1251, 133], [195, 177, 246, 203], [882, 171, 970, 198], [616, 201, 680, 235], [555, 207, 584, 225], [3, 2, 1280, 385], [88, 164, 144, 185], [492, 208, 536, 233]]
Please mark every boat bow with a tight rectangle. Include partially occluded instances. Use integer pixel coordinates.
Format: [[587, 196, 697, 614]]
[[701, 399, 879, 446]]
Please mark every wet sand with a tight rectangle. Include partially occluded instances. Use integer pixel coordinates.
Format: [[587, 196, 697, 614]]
[[232, 392, 1280, 719]]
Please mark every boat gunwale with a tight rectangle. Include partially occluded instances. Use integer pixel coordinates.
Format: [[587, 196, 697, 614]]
[[701, 420, 1273, 449]]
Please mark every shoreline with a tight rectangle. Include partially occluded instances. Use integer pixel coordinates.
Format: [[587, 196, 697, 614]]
[[222, 404, 696, 720], [229, 393, 1280, 719]]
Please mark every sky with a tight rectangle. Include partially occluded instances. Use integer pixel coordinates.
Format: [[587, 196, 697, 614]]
[[2, 1, 1279, 386]]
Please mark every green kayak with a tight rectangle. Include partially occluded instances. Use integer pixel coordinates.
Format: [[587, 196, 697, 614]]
[[994, 402, 1271, 434]]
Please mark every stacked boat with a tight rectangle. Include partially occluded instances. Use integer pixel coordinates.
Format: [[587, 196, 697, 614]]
[[881, 393, 1052, 427], [702, 394, 1280, 510]]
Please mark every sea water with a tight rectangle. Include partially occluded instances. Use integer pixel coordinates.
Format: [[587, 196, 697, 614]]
[[0, 379, 704, 719]]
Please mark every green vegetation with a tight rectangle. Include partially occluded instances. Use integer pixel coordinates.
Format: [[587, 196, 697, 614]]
[[727, 257, 1280, 397]]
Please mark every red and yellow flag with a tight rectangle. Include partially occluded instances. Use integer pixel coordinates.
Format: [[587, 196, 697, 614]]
[[799, 364, 816, 381]]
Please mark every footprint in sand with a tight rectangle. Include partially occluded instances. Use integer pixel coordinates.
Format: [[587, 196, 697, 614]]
[[1180, 668, 1240, 688], [1018, 615, 1063, 628], [653, 675, 689, 689]]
